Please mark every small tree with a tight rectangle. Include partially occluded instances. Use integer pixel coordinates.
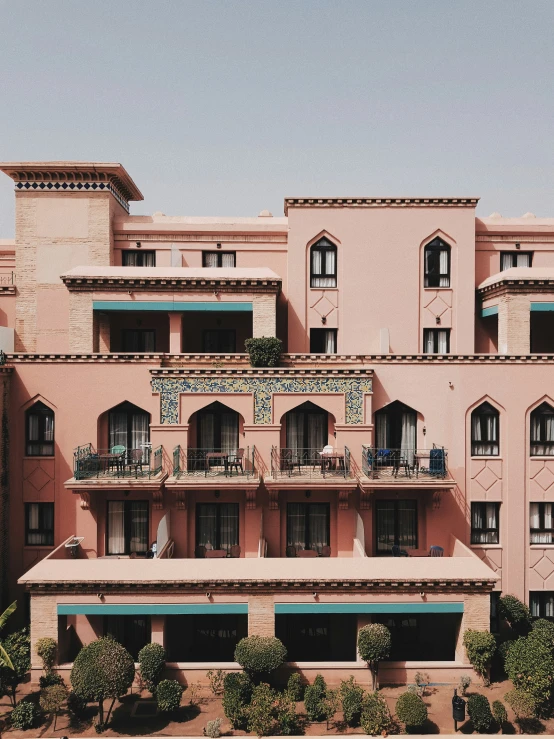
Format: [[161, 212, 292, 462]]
[[247, 682, 276, 736], [360, 691, 392, 736], [286, 672, 304, 701], [498, 594, 531, 635], [70, 637, 135, 730], [467, 693, 493, 733], [222, 672, 253, 730], [492, 700, 508, 732], [156, 679, 184, 713], [304, 674, 327, 722], [206, 668, 225, 696], [36, 637, 57, 675], [505, 688, 539, 730], [339, 676, 365, 727], [462, 629, 496, 685], [40, 683, 67, 731], [245, 337, 283, 368], [138, 642, 166, 694], [504, 634, 554, 711], [275, 689, 300, 735], [321, 688, 339, 730], [396, 691, 428, 732], [0, 627, 31, 707], [234, 635, 286, 679], [357, 623, 391, 690]]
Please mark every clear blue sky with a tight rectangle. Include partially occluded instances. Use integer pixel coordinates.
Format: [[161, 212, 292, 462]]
[[1, 0, 553, 235]]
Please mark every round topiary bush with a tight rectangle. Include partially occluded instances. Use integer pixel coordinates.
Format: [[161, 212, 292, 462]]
[[360, 691, 392, 736], [498, 594, 531, 635], [467, 693, 493, 733], [396, 691, 428, 731], [10, 700, 41, 730], [234, 635, 287, 677], [156, 679, 184, 713], [39, 672, 65, 689], [504, 634, 554, 711], [36, 637, 57, 674], [531, 618, 554, 646], [138, 642, 166, 693], [492, 700, 507, 729], [357, 623, 391, 690], [462, 629, 496, 685]]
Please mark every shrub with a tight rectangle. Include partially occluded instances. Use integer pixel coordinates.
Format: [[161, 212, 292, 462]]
[[304, 674, 327, 722], [505, 688, 538, 720], [275, 689, 300, 735], [458, 674, 471, 696], [531, 618, 554, 646], [498, 594, 531, 635], [222, 672, 253, 730], [234, 635, 287, 678], [156, 679, 184, 713], [206, 668, 225, 696], [40, 684, 67, 730], [413, 671, 430, 697], [360, 691, 392, 736], [357, 623, 391, 690], [396, 691, 428, 731], [321, 688, 339, 729], [36, 637, 57, 674], [496, 639, 514, 667], [204, 718, 223, 738], [138, 642, 166, 693], [339, 676, 365, 727], [467, 693, 493, 733], [39, 672, 65, 689], [70, 637, 135, 729], [462, 629, 496, 685], [10, 700, 41, 729], [286, 672, 304, 701], [492, 700, 508, 729], [504, 633, 554, 710], [247, 682, 277, 736], [245, 337, 283, 368], [67, 689, 88, 719], [0, 627, 31, 707]]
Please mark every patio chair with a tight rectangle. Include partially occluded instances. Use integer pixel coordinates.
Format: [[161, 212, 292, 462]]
[[281, 448, 301, 475], [429, 545, 444, 557], [391, 544, 409, 557], [127, 448, 144, 476], [230, 544, 241, 558], [108, 445, 126, 473], [228, 448, 244, 474], [320, 545, 331, 557], [195, 545, 207, 559], [285, 545, 297, 557]]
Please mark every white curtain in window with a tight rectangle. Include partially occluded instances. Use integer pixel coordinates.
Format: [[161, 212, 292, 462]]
[[375, 414, 388, 449], [27, 504, 40, 545], [109, 413, 128, 450], [44, 415, 54, 441], [286, 412, 303, 452], [324, 330, 336, 354], [531, 503, 553, 543], [326, 250, 335, 276], [400, 413, 416, 464], [221, 253, 235, 268], [486, 503, 497, 530], [204, 253, 218, 268], [131, 413, 149, 451], [312, 249, 323, 275], [143, 331, 155, 352], [199, 413, 214, 450], [108, 502, 125, 555], [124, 252, 139, 266], [219, 503, 239, 552], [530, 595, 540, 618], [473, 411, 498, 455], [516, 253, 530, 268], [472, 503, 498, 544], [545, 593, 554, 618], [500, 253, 513, 271], [221, 412, 238, 453], [425, 331, 435, 353], [437, 330, 448, 354], [287, 503, 305, 550], [130, 502, 148, 554], [28, 415, 39, 441], [308, 504, 329, 553], [439, 250, 449, 287], [143, 252, 156, 267], [307, 413, 326, 451]]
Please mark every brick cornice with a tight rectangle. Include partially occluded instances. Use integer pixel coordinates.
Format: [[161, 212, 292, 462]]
[[478, 278, 554, 300], [61, 275, 281, 293], [284, 197, 479, 214]]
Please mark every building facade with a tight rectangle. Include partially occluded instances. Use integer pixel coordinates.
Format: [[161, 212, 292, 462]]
[[1, 161, 553, 684]]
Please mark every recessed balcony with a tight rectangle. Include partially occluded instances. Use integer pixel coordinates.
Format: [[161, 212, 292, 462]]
[[270, 447, 355, 481], [71, 443, 165, 481], [361, 446, 456, 488], [170, 445, 259, 484]]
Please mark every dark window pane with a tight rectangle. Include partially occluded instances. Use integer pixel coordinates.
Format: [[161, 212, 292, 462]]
[[25, 502, 54, 546]]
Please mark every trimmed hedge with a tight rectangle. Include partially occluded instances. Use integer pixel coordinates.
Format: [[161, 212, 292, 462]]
[[462, 629, 496, 684], [498, 594, 531, 634], [492, 700, 507, 728], [360, 691, 392, 736], [286, 672, 304, 701], [247, 682, 276, 736], [10, 700, 41, 730], [138, 642, 166, 693], [156, 679, 183, 713], [222, 672, 253, 730], [504, 633, 554, 710], [505, 688, 538, 720], [36, 637, 57, 674], [234, 635, 286, 676], [245, 337, 282, 367], [531, 618, 554, 646], [396, 691, 428, 730], [467, 694, 493, 733]]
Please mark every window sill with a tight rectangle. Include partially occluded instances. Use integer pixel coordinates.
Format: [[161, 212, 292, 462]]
[[470, 543, 502, 549], [530, 456, 554, 460], [24, 545, 54, 550], [471, 455, 501, 460], [530, 544, 554, 548], [423, 287, 452, 291], [24, 455, 55, 460], [309, 287, 338, 291]]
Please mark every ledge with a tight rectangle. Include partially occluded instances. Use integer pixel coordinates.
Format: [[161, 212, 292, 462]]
[[284, 197, 479, 213]]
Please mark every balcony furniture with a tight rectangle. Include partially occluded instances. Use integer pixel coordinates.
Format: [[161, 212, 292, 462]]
[[206, 549, 228, 558], [320, 545, 331, 557], [319, 448, 345, 472], [98, 451, 125, 475], [126, 449, 144, 475], [228, 448, 244, 475], [391, 544, 409, 557], [195, 545, 207, 559], [205, 452, 229, 474], [297, 549, 318, 558], [230, 544, 241, 558], [429, 545, 444, 557], [285, 545, 297, 557], [281, 448, 302, 475]]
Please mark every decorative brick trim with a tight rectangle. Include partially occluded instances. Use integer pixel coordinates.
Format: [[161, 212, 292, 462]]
[[115, 233, 288, 244], [14, 180, 131, 212], [479, 278, 554, 300], [284, 197, 479, 214], [62, 276, 281, 293]]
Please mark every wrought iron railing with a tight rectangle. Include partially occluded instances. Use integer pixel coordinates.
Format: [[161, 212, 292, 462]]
[[362, 446, 448, 480], [271, 447, 352, 479], [73, 444, 164, 480], [172, 446, 256, 478]]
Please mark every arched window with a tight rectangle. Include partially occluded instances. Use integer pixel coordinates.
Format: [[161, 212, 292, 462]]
[[310, 238, 337, 288], [196, 402, 239, 452], [26, 402, 54, 456], [471, 402, 499, 456], [108, 402, 150, 452], [285, 401, 328, 452], [531, 402, 554, 456], [374, 401, 417, 452], [424, 237, 450, 288]]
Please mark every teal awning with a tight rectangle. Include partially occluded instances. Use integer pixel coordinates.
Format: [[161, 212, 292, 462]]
[[93, 301, 252, 313], [481, 306, 498, 318], [58, 603, 248, 616], [531, 302, 554, 312], [275, 603, 463, 615]]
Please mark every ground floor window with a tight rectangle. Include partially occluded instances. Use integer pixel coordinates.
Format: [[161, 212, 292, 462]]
[[375, 500, 417, 555], [104, 615, 150, 660], [530, 592, 554, 620], [276, 614, 356, 661], [286, 503, 330, 554], [196, 503, 239, 553], [107, 501, 149, 555], [165, 614, 247, 661], [373, 613, 459, 661]]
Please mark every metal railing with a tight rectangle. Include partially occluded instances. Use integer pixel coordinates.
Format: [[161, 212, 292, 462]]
[[172, 446, 257, 478], [73, 443, 164, 480], [271, 447, 352, 480], [362, 446, 448, 481], [0, 272, 14, 285]]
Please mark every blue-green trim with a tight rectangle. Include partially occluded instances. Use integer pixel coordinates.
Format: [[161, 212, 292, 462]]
[[275, 603, 464, 615], [481, 306, 498, 318], [93, 301, 253, 313], [531, 302, 554, 312], [57, 604, 248, 616]]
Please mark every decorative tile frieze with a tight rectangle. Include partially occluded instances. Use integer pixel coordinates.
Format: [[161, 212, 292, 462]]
[[14, 180, 130, 212]]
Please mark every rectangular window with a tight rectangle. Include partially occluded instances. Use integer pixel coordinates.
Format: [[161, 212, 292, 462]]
[[375, 500, 418, 555], [107, 501, 149, 555], [310, 329, 337, 354], [471, 502, 499, 544], [286, 503, 330, 554], [500, 252, 532, 271], [530, 502, 554, 544], [423, 328, 450, 354], [25, 502, 54, 546], [105, 615, 150, 660], [122, 251, 156, 267], [121, 329, 156, 352], [202, 252, 236, 268], [203, 329, 236, 353], [196, 503, 239, 554], [530, 592, 554, 620]]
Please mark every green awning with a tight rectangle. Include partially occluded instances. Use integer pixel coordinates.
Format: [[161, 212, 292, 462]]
[[93, 301, 252, 312], [275, 603, 463, 614], [58, 603, 248, 616]]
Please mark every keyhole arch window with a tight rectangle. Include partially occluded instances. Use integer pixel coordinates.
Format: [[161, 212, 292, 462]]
[[25, 401, 55, 456], [424, 237, 451, 288], [471, 402, 500, 456], [310, 238, 337, 288]]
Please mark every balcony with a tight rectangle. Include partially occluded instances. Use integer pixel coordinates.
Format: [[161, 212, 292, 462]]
[[72, 444, 164, 480], [361, 446, 456, 489], [268, 447, 357, 488], [171, 446, 258, 482]]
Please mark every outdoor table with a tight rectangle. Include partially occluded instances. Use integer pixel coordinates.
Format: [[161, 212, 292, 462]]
[[319, 451, 345, 472], [97, 452, 124, 475], [297, 549, 318, 558], [206, 549, 228, 558], [205, 452, 229, 474]]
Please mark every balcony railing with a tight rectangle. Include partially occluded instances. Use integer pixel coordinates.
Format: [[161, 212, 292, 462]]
[[362, 446, 448, 481], [271, 447, 352, 480], [73, 444, 163, 480], [172, 446, 257, 478], [0, 272, 14, 285]]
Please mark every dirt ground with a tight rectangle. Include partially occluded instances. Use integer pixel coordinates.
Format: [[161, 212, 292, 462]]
[[1, 680, 553, 736]]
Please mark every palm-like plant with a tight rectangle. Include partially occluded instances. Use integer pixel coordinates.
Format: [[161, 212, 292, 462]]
[[0, 601, 17, 670]]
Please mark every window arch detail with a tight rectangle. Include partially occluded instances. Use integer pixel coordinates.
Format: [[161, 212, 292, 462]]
[[310, 238, 337, 288], [424, 237, 451, 288], [531, 402, 554, 456], [26, 401, 54, 456], [471, 402, 499, 456], [108, 402, 150, 452]]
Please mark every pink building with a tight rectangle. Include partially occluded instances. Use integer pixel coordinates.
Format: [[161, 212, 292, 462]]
[[1, 161, 554, 685]]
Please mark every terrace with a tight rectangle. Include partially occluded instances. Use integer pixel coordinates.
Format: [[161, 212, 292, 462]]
[[72, 443, 165, 481], [361, 446, 456, 489], [170, 444, 259, 483], [269, 446, 356, 482]]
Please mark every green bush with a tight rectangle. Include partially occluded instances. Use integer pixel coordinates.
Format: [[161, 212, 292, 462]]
[[205, 718, 223, 738], [276, 690, 300, 735], [504, 633, 554, 710], [70, 637, 135, 729], [245, 337, 282, 367], [206, 668, 225, 696], [10, 700, 41, 730], [39, 672, 65, 689], [304, 674, 327, 722], [67, 690, 88, 719], [138, 642, 166, 693], [222, 672, 253, 730], [498, 594, 531, 635], [156, 679, 183, 713], [496, 639, 514, 667], [395, 691, 428, 731], [357, 624, 391, 690], [339, 676, 365, 727], [467, 693, 493, 733], [247, 682, 276, 736], [505, 688, 538, 720], [234, 635, 287, 677], [36, 636, 57, 674], [0, 627, 31, 707], [360, 691, 392, 736], [40, 684, 67, 730], [286, 672, 304, 701], [531, 618, 554, 646], [492, 700, 508, 728], [462, 629, 496, 684]]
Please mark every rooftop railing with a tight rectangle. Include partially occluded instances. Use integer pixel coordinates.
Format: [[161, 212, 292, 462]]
[[361, 446, 448, 481], [172, 446, 257, 478], [271, 446, 352, 480], [73, 443, 163, 480]]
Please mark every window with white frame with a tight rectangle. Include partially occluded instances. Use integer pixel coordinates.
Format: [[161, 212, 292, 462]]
[[310, 238, 337, 288], [122, 251, 156, 267], [471, 402, 499, 456], [500, 251, 532, 270], [203, 252, 236, 268], [471, 502, 499, 544], [531, 402, 554, 456], [530, 592, 554, 620], [423, 328, 450, 354], [530, 503, 554, 544], [424, 238, 450, 287]]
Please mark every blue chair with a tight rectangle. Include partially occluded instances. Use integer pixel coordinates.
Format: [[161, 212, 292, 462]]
[[429, 448, 446, 477], [429, 545, 444, 557]]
